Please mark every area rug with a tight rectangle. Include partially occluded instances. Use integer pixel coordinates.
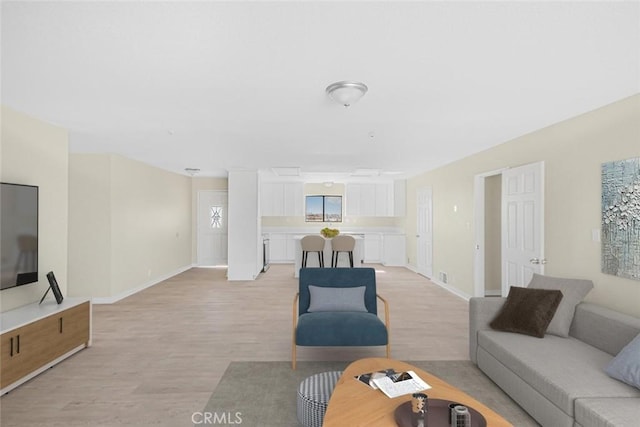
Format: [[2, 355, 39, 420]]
[[199, 360, 539, 427]]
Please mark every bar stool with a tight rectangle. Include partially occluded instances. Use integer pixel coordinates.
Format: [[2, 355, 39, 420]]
[[301, 235, 325, 268], [330, 235, 355, 268]]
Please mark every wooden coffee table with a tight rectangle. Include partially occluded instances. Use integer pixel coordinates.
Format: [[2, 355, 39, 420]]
[[323, 358, 513, 427]]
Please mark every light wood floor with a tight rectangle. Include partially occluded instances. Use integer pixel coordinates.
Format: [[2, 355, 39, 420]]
[[0, 264, 469, 426]]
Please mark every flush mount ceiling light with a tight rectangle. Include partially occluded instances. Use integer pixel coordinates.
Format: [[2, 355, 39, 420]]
[[326, 81, 368, 107], [184, 168, 200, 176]]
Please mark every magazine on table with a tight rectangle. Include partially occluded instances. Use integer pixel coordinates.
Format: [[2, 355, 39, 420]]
[[354, 368, 397, 390], [355, 369, 431, 398]]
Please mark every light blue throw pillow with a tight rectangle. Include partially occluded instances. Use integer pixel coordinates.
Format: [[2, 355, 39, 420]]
[[307, 285, 367, 312], [605, 332, 640, 390]]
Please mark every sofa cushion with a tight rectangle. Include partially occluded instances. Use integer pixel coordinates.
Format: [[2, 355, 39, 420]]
[[570, 303, 640, 356], [295, 312, 388, 346], [605, 333, 640, 390], [478, 330, 640, 416], [528, 273, 594, 337], [489, 286, 563, 338], [575, 397, 640, 427], [307, 285, 367, 312]]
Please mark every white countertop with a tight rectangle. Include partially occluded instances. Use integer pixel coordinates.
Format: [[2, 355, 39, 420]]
[[263, 227, 404, 235], [292, 234, 364, 240]]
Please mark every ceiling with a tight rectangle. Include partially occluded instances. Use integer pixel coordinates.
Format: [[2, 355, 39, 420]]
[[2, 1, 639, 181]]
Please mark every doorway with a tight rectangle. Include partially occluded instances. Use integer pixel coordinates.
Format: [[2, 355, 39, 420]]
[[197, 190, 229, 266], [473, 162, 545, 297]]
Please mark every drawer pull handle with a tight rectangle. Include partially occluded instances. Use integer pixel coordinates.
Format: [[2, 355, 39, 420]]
[[16, 334, 20, 354], [10, 337, 13, 357], [59, 317, 63, 333]]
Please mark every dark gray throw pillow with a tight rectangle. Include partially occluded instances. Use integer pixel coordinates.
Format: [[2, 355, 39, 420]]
[[528, 273, 594, 337], [490, 286, 563, 338], [307, 285, 367, 312]]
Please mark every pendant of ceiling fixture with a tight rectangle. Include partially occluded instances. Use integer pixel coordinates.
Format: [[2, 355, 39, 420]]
[[326, 81, 368, 107]]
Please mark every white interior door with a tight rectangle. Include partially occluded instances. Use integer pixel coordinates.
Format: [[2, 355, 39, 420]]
[[416, 187, 433, 278], [197, 190, 228, 266], [501, 162, 545, 295]]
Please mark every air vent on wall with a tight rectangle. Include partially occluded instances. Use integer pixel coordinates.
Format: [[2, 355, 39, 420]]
[[439, 271, 448, 284]]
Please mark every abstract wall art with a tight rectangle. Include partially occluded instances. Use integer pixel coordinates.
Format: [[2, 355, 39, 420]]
[[601, 157, 640, 280]]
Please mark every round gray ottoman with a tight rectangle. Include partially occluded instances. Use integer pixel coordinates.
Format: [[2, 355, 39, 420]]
[[296, 371, 343, 427]]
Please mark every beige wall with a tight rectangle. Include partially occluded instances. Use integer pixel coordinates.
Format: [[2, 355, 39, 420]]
[[68, 154, 112, 298], [484, 175, 501, 292], [68, 153, 192, 300], [407, 94, 640, 317], [1, 107, 69, 312]]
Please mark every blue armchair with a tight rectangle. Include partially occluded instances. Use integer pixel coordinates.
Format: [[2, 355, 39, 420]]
[[292, 267, 390, 369]]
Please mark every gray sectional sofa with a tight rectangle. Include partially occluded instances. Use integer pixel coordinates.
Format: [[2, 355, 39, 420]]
[[470, 298, 640, 427]]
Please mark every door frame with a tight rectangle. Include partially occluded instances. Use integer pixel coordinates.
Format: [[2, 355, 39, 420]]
[[473, 168, 508, 297], [473, 162, 545, 297]]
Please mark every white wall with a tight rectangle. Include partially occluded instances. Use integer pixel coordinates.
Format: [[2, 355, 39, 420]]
[[406, 94, 640, 317], [68, 153, 192, 301], [227, 170, 260, 280], [1, 107, 69, 312]]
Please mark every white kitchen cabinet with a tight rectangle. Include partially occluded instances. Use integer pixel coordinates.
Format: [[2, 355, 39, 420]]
[[393, 179, 406, 217], [261, 183, 303, 217], [346, 183, 392, 217], [285, 235, 296, 260], [375, 184, 391, 216], [269, 233, 287, 262], [363, 233, 382, 263], [382, 234, 406, 266], [268, 233, 296, 262], [283, 183, 303, 216], [346, 184, 360, 216]]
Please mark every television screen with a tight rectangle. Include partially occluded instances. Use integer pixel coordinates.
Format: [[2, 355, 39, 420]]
[[1, 183, 39, 290]]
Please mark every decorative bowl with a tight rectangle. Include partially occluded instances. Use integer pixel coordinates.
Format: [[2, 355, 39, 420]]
[[321, 228, 340, 238]]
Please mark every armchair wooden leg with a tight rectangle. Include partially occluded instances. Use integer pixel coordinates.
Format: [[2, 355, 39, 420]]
[[386, 342, 391, 359], [293, 292, 299, 370], [292, 343, 297, 370]]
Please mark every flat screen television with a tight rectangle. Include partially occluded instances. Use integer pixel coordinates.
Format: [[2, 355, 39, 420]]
[[1, 182, 39, 290]]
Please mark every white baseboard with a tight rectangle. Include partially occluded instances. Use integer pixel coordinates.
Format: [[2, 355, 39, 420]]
[[405, 264, 420, 274], [399, 264, 471, 301], [484, 289, 502, 297], [91, 264, 194, 304], [430, 279, 472, 301]]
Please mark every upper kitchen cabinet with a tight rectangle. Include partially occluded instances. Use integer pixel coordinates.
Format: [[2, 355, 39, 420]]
[[393, 179, 406, 217], [346, 182, 405, 217], [261, 182, 303, 217]]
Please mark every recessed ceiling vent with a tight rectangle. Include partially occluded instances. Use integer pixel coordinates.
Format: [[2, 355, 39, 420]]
[[272, 167, 301, 177], [351, 168, 380, 177]]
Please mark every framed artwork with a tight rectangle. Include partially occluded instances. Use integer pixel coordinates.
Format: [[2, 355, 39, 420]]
[[601, 157, 640, 280]]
